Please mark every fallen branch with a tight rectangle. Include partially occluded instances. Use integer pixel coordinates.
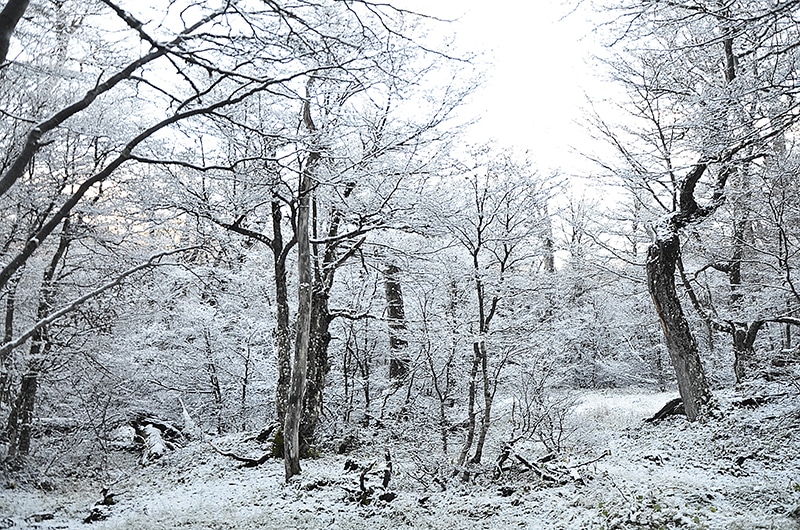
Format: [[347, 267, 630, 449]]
[[732, 394, 787, 408], [568, 450, 611, 469], [207, 441, 271, 468], [514, 455, 568, 484]]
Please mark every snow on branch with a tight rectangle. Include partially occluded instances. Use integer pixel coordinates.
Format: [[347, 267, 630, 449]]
[[0, 246, 202, 358]]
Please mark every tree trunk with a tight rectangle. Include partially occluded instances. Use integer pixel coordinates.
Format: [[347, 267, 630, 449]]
[[272, 199, 292, 425], [5, 371, 37, 459], [0, 0, 30, 65], [0, 269, 21, 405], [5, 217, 71, 456], [300, 288, 330, 445], [284, 198, 310, 480], [470, 339, 491, 465], [732, 321, 764, 384], [384, 264, 409, 381], [457, 343, 480, 470], [203, 328, 226, 433], [646, 234, 711, 421], [284, 149, 315, 480], [542, 216, 555, 274]]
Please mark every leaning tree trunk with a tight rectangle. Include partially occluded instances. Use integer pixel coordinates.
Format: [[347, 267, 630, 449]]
[[646, 234, 711, 421], [0, 0, 31, 65]]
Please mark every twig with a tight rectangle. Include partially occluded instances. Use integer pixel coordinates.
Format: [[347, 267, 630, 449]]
[[568, 450, 611, 469]]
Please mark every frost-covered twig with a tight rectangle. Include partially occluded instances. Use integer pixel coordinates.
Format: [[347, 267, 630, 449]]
[[0, 246, 201, 357]]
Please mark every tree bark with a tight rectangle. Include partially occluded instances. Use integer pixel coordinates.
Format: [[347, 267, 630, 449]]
[[470, 339, 491, 464], [284, 154, 315, 480], [0, 0, 30, 65], [384, 264, 409, 381], [272, 199, 292, 425], [285, 80, 319, 480], [646, 234, 711, 421], [300, 288, 330, 445], [0, 269, 21, 404], [457, 344, 480, 470], [5, 371, 36, 459]]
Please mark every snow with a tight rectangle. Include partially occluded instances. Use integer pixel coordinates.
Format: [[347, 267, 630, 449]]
[[2, 385, 799, 529]]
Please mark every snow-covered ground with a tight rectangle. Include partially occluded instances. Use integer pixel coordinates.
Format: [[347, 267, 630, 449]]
[[3, 384, 800, 529]]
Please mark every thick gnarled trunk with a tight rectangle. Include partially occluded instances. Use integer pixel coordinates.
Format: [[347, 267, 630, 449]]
[[646, 234, 711, 421]]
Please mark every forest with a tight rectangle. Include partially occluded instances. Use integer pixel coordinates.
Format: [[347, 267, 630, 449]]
[[0, 0, 799, 528]]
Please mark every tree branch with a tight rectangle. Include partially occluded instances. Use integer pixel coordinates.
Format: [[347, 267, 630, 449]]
[[0, 246, 201, 357], [0, 0, 29, 65]]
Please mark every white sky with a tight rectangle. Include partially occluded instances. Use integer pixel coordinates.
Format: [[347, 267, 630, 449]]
[[418, 1, 606, 177]]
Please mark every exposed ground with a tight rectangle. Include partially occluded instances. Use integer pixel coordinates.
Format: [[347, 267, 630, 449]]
[[2, 382, 800, 529]]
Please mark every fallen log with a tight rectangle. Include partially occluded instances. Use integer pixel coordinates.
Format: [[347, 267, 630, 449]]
[[131, 414, 183, 465], [732, 394, 787, 408]]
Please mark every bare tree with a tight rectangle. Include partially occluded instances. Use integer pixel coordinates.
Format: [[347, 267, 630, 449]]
[[432, 146, 550, 470], [597, 0, 800, 417]]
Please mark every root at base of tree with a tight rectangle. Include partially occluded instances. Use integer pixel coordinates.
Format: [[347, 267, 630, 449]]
[[644, 398, 685, 423], [207, 441, 272, 468]]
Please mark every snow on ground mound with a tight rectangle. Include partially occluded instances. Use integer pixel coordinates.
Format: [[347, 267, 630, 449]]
[[2, 385, 799, 529]]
